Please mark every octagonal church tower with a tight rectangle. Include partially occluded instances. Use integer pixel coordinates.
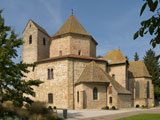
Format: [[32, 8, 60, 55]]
[[50, 14, 97, 58]]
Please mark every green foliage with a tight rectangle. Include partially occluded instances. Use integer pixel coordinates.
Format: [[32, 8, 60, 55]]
[[134, 0, 160, 48], [143, 49, 160, 100], [117, 114, 160, 120], [0, 101, 63, 120], [111, 106, 116, 110], [0, 10, 43, 107], [101, 106, 109, 110], [134, 52, 139, 61]]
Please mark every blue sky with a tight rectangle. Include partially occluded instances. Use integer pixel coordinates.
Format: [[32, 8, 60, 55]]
[[1, 0, 159, 62]]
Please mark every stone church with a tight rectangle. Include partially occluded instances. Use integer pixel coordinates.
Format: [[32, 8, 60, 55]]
[[23, 14, 154, 109]]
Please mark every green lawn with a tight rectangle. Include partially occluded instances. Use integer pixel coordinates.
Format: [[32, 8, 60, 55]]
[[116, 114, 160, 120]]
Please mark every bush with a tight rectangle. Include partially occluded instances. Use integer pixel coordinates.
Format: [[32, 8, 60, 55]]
[[111, 106, 116, 110], [101, 106, 109, 110], [142, 105, 145, 108], [0, 101, 63, 120], [136, 104, 140, 108]]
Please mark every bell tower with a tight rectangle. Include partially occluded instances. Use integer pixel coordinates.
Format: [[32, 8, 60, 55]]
[[23, 20, 50, 63]]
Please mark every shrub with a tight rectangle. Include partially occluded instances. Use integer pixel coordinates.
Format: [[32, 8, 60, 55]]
[[101, 106, 109, 110], [142, 105, 145, 108], [105, 106, 109, 110], [111, 106, 116, 110], [136, 104, 140, 108]]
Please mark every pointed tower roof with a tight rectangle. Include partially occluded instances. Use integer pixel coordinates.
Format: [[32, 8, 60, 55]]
[[75, 61, 110, 84], [52, 15, 90, 38], [129, 61, 152, 78], [103, 49, 127, 64], [23, 19, 50, 37]]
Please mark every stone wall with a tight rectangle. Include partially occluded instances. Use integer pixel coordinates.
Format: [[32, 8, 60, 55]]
[[23, 21, 38, 63], [37, 30, 50, 60], [67, 59, 106, 109], [50, 35, 71, 57], [108, 64, 127, 88], [32, 59, 69, 108], [82, 83, 107, 109], [129, 77, 154, 107], [50, 34, 97, 57], [118, 94, 132, 108], [107, 84, 118, 108]]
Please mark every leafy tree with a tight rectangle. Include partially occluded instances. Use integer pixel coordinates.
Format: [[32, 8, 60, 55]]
[[143, 49, 160, 100], [134, 0, 160, 49], [97, 55, 103, 58], [0, 10, 43, 107], [134, 52, 139, 61]]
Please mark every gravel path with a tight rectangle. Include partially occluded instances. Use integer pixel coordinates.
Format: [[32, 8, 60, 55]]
[[57, 107, 160, 120]]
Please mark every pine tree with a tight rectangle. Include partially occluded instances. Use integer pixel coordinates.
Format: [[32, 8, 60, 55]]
[[143, 49, 160, 100], [0, 10, 43, 107], [134, 52, 139, 61]]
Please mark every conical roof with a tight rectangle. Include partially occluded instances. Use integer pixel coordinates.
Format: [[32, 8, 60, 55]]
[[75, 61, 110, 84], [52, 15, 90, 38], [103, 49, 127, 64]]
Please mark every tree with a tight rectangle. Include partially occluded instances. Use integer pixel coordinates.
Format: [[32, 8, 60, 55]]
[[0, 10, 43, 107], [134, 0, 160, 49], [143, 49, 160, 100], [134, 52, 139, 61]]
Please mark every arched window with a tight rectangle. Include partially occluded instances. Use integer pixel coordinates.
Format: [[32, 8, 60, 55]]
[[48, 93, 53, 103], [109, 97, 112, 103], [48, 69, 50, 80], [135, 81, 140, 98], [43, 38, 46, 45], [29, 35, 32, 44], [78, 50, 81, 55], [48, 68, 54, 80], [147, 81, 150, 98], [93, 87, 98, 100]]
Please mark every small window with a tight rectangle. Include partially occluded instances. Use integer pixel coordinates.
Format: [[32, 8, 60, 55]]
[[78, 50, 81, 55], [29, 35, 32, 44], [59, 50, 62, 56], [29, 24, 31, 28], [112, 74, 115, 79], [93, 87, 98, 100], [147, 81, 150, 98], [43, 38, 46, 45], [48, 93, 53, 104], [109, 97, 112, 104], [51, 69, 53, 79], [77, 91, 79, 103], [48, 69, 50, 80], [109, 86, 112, 94], [48, 69, 54, 80], [135, 81, 140, 98]]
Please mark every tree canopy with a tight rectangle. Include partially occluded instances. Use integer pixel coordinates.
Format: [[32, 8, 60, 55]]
[[0, 10, 43, 107], [134, 0, 160, 49], [134, 52, 139, 61], [143, 49, 160, 100]]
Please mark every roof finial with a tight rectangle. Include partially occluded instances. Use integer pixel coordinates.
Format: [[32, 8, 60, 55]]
[[71, 8, 74, 15]]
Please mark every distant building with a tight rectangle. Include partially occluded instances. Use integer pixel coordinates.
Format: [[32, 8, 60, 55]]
[[23, 14, 154, 109]]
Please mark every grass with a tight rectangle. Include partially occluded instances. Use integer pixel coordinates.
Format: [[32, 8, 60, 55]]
[[116, 114, 160, 120]]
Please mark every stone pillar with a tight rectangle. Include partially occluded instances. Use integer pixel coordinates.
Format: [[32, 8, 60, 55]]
[[79, 91, 84, 109]]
